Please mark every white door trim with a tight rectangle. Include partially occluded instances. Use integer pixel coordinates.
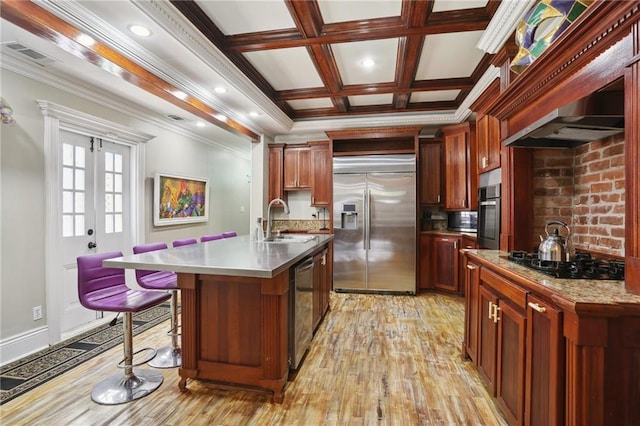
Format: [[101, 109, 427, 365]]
[[38, 100, 153, 345]]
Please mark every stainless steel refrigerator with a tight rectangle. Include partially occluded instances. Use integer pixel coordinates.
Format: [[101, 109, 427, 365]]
[[333, 154, 416, 294]]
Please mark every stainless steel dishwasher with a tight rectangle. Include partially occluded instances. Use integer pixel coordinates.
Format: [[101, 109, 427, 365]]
[[289, 256, 314, 369]]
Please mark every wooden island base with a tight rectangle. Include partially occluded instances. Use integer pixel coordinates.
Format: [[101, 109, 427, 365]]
[[177, 269, 291, 403]]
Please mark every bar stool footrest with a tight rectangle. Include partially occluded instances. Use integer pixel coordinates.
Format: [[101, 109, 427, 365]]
[[117, 347, 156, 369]]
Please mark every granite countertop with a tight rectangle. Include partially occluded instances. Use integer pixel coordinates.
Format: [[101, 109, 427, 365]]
[[103, 234, 334, 279], [465, 249, 640, 306]]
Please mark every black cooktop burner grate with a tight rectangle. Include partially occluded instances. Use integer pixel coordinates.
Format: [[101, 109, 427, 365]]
[[506, 251, 625, 280]]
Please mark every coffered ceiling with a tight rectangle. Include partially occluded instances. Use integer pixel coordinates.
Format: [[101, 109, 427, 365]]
[[0, 0, 533, 145]]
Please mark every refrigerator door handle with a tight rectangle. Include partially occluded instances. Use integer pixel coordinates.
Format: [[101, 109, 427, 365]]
[[366, 189, 372, 250], [363, 190, 367, 250]]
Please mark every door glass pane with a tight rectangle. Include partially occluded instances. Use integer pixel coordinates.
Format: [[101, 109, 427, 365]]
[[75, 169, 85, 191], [105, 152, 113, 172], [63, 167, 74, 190], [74, 215, 84, 236], [114, 214, 122, 233], [63, 215, 74, 237], [63, 191, 74, 213], [75, 192, 85, 213], [114, 194, 122, 212], [105, 214, 113, 233], [114, 154, 122, 173], [105, 172, 113, 192], [75, 146, 85, 168], [63, 144, 74, 166], [105, 193, 113, 213], [114, 174, 122, 192]]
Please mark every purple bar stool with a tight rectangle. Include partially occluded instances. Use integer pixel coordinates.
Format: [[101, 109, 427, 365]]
[[77, 251, 171, 405], [172, 238, 197, 247], [221, 231, 238, 238], [133, 242, 181, 368], [200, 233, 223, 243]]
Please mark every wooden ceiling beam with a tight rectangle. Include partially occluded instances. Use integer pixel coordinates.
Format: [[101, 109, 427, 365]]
[[394, 0, 432, 109], [1, 0, 259, 140], [226, 13, 492, 52]]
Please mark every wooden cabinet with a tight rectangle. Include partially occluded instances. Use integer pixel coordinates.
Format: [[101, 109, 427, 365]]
[[463, 252, 566, 426], [419, 140, 442, 205], [268, 143, 286, 204], [419, 233, 433, 290], [284, 145, 311, 190], [477, 268, 527, 426], [312, 247, 330, 332], [433, 235, 461, 292], [309, 141, 331, 207], [477, 114, 501, 173], [525, 295, 564, 426], [440, 123, 477, 211]]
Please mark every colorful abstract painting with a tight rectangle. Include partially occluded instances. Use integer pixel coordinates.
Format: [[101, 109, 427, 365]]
[[153, 172, 209, 226]]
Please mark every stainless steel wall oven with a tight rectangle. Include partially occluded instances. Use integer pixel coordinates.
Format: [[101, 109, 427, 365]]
[[477, 183, 501, 249]]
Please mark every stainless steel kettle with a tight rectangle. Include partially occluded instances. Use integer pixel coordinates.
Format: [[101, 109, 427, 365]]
[[538, 221, 571, 262]]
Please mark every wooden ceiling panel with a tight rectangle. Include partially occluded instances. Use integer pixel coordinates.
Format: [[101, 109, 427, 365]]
[[172, 0, 501, 120]]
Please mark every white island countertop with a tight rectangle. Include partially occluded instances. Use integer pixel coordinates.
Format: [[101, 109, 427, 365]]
[[103, 234, 334, 278]]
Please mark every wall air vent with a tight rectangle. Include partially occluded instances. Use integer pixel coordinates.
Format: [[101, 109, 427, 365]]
[[166, 114, 185, 121], [2, 42, 56, 67]]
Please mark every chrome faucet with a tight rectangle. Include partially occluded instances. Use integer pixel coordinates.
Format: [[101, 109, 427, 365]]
[[266, 198, 290, 240]]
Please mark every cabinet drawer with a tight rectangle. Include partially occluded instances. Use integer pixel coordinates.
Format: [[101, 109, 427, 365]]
[[480, 268, 527, 309]]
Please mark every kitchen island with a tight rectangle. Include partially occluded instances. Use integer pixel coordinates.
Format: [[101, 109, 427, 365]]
[[104, 234, 333, 403]]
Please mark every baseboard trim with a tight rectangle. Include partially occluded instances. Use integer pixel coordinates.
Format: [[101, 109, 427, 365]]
[[0, 326, 49, 367]]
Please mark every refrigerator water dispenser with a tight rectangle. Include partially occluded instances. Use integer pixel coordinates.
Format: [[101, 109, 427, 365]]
[[340, 204, 357, 229]]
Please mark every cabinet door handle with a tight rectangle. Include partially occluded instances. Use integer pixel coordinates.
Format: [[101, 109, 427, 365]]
[[454, 241, 458, 249], [528, 302, 547, 313], [494, 305, 501, 323], [437, 195, 441, 203], [466, 264, 476, 270], [488, 301, 494, 320]]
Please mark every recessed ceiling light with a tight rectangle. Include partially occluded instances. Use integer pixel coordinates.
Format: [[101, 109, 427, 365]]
[[77, 34, 95, 47], [249, 111, 260, 118], [128, 24, 151, 37], [361, 58, 375, 68], [214, 86, 227, 94], [214, 114, 227, 122], [196, 121, 206, 128], [172, 90, 188, 100]]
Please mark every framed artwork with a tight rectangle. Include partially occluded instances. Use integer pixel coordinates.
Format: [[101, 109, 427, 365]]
[[154, 172, 209, 226]]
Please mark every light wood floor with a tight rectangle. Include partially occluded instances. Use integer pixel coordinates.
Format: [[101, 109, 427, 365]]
[[0, 292, 507, 425]]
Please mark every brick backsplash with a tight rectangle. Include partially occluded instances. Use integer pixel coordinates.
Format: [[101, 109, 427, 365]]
[[532, 135, 625, 257]]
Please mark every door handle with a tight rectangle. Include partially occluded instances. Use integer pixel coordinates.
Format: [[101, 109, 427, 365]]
[[88, 241, 97, 249]]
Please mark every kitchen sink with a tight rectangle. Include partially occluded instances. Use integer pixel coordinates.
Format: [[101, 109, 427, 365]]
[[264, 234, 318, 244]]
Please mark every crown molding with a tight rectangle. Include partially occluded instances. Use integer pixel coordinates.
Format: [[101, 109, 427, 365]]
[[136, 0, 293, 132], [477, 0, 535, 54], [2, 54, 250, 159], [36, 0, 288, 137]]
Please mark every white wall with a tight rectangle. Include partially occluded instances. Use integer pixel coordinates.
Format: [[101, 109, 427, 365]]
[[0, 68, 253, 362]]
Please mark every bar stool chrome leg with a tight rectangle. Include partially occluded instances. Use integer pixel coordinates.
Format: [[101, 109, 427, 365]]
[[91, 312, 164, 405], [148, 290, 182, 368]]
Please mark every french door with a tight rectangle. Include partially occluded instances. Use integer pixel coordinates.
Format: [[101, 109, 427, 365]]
[[59, 130, 131, 335]]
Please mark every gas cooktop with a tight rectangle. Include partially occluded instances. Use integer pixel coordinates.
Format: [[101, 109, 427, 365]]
[[506, 251, 625, 280]]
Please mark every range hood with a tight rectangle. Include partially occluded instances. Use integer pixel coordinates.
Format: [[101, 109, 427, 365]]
[[504, 90, 624, 148]]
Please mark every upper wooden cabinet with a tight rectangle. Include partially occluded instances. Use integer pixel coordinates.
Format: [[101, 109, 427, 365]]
[[284, 145, 311, 190], [419, 139, 442, 205], [477, 114, 501, 173], [309, 141, 331, 207], [440, 122, 477, 211], [268, 143, 286, 204]]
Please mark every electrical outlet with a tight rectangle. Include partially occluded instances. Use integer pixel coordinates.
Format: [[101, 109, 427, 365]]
[[33, 305, 42, 321]]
